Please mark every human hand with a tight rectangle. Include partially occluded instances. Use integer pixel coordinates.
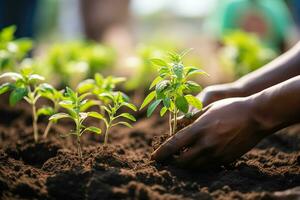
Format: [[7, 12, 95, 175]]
[[197, 83, 244, 107], [152, 97, 269, 169]]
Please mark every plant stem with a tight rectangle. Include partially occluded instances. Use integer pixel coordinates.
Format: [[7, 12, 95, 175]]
[[172, 108, 177, 135], [104, 127, 109, 145], [169, 112, 173, 136], [43, 103, 58, 139], [43, 121, 52, 139], [32, 103, 38, 142], [77, 136, 82, 159], [99, 106, 105, 130]]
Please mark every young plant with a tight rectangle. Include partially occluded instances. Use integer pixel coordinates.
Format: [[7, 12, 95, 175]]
[[0, 69, 45, 142], [0, 26, 33, 71], [37, 83, 64, 138], [140, 50, 208, 136], [49, 87, 103, 158], [99, 92, 137, 144], [76, 73, 125, 128], [220, 30, 276, 78]]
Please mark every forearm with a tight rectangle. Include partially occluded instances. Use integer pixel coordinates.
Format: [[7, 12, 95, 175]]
[[249, 75, 300, 134], [234, 42, 300, 96]]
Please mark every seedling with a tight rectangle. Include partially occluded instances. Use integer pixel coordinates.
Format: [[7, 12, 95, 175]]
[[45, 42, 115, 87], [0, 26, 33, 71], [38, 83, 64, 138], [220, 30, 276, 78], [77, 73, 126, 128], [0, 69, 45, 142], [140, 50, 208, 136], [49, 87, 103, 158], [99, 92, 137, 144]]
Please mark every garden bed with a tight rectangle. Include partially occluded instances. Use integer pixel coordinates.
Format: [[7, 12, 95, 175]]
[[0, 100, 300, 200]]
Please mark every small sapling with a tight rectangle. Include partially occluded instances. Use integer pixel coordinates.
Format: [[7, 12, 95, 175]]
[[38, 83, 64, 138], [77, 73, 126, 128], [0, 69, 45, 142], [140, 50, 208, 136], [99, 92, 137, 144], [49, 87, 103, 158]]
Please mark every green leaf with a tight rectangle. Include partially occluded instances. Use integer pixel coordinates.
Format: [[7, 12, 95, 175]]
[[112, 121, 133, 128], [84, 126, 102, 134], [37, 106, 55, 118], [28, 74, 45, 82], [149, 76, 163, 89], [79, 112, 88, 120], [49, 113, 71, 121], [185, 95, 203, 110], [9, 87, 27, 106], [163, 97, 171, 108], [98, 92, 114, 101], [147, 99, 161, 117], [123, 102, 137, 111], [172, 63, 184, 79], [79, 92, 92, 101], [186, 67, 209, 77], [80, 100, 100, 111], [65, 87, 77, 100], [185, 81, 202, 93], [0, 83, 12, 95], [87, 111, 105, 120], [0, 72, 22, 80], [76, 79, 95, 93], [140, 91, 156, 110], [59, 100, 73, 109], [0, 26, 16, 42], [175, 96, 188, 113], [180, 48, 193, 58], [150, 58, 168, 67], [155, 80, 170, 93], [160, 107, 168, 116], [117, 113, 136, 121], [39, 83, 55, 93]]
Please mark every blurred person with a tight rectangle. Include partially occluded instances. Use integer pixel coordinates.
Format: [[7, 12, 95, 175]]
[[0, 0, 38, 38], [211, 0, 295, 51], [152, 41, 300, 170], [80, 0, 131, 42], [80, 0, 133, 70]]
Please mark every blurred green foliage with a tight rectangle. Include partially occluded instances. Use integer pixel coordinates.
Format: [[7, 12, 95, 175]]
[[0, 26, 33, 71], [220, 30, 277, 78], [44, 41, 116, 87], [125, 45, 167, 90]]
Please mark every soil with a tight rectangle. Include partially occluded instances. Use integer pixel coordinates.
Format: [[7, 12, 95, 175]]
[[0, 99, 300, 200]]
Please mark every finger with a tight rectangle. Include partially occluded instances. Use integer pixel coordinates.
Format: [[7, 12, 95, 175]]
[[176, 106, 211, 131], [151, 125, 197, 161], [175, 143, 217, 167], [174, 144, 205, 167], [188, 155, 217, 169]]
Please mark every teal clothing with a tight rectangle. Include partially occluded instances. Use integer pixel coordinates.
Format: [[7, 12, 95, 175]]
[[211, 0, 294, 50]]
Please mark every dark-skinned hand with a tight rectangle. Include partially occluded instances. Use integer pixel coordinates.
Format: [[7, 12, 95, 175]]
[[151, 97, 269, 169]]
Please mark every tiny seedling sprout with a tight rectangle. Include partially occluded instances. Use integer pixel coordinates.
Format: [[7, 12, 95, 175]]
[[38, 83, 64, 138], [76, 73, 126, 128], [140, 50, 208, 136], [49, 87, 103, 158], [99, 92, 137, 144], [0, 69, 45, 142]]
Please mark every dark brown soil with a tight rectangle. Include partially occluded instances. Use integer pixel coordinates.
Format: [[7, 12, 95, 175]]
[[0, 100, 300, 200]]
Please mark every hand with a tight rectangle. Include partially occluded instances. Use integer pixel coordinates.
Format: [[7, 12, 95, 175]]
[[151, 97, 270, 169], [197, 83, 244, 107]]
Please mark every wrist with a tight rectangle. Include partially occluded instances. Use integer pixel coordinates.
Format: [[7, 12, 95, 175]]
[[227, 82, 248, 97], [246, 92, 283, 136]]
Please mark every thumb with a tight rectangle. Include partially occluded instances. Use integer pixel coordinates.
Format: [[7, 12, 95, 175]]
[[176, 106, 211, 131]]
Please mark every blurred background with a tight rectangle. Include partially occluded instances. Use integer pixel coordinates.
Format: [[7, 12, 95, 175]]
[[0, 0, 300, 93]]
